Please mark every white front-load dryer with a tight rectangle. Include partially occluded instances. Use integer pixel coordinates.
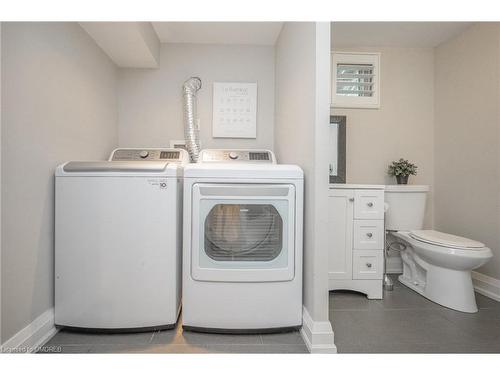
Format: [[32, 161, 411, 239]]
[[182, 149, 304, 332], [55, 148, 189, 332]]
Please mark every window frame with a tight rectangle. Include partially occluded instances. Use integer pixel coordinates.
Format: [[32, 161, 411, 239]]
[[331, 51, 381, 109]]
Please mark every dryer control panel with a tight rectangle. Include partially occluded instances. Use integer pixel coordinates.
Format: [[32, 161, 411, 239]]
[[199, 149, 276, 164], [109, 148, 189, 163]]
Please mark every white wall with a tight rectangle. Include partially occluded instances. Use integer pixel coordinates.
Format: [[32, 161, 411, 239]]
[[332, 47, 435, 228], [1, 23, 118, 344], [0, 22, 3, 344], [434, 23, 500, 280], [275, 22, 335, 352], [275, 22, 316, 314], [118, 43, 275, 150]]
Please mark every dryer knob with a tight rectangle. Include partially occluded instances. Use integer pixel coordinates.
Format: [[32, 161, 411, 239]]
[[139, 151, 149, 159], [228, 152, 239, 160]]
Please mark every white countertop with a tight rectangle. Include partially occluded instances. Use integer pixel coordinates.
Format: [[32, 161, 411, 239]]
[[330, 183, 385, 190]]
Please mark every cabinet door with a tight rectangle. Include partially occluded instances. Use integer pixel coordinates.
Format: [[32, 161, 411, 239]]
[[353, 219, 384, 250], [328, 190, 354, 280], [354, 190, 385, 220], [352, 250, 384, 280]]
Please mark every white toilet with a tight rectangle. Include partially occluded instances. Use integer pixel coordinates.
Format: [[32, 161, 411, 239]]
[[385, 185, 492, 313]]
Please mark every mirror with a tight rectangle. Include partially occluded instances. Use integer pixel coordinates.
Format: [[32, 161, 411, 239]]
[[329, 115, 346, 183]]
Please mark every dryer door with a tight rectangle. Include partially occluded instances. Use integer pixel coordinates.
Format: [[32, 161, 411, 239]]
[[191, 183, 295, 282]]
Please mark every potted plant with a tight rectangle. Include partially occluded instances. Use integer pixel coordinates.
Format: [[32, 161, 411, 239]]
[[388, 158, 418, 184]]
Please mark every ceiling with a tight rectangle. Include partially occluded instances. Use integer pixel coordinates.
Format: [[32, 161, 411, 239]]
[[80, 22, 160, 68], [81, 22, 476, 68], [331, 22, 474, 48], [152, 22, 283, 45]]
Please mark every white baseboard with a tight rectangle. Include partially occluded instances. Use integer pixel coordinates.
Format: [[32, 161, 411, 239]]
[[1, 308, 58, 353], [300, 306, 336, 354], [472, 271, 500, 302]]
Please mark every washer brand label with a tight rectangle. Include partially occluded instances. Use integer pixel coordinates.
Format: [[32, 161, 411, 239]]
[[147, 178, 168, 189]]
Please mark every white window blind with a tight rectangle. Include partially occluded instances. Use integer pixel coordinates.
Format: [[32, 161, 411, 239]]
[[336, 64, 374, 97], [332, 52, 380, 109]]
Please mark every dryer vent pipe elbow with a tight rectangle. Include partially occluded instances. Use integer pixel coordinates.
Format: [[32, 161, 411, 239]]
[[183, 77, 202, 163]]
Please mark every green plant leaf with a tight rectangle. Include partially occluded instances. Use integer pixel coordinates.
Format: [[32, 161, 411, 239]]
[[387, 158, 418, 177]]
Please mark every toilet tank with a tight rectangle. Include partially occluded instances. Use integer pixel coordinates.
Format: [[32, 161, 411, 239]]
[[385, 185, 429, 231]]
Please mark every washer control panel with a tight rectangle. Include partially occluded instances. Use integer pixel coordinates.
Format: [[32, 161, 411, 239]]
[[110, 148, 185, 162], [199, 149, 276, 164]]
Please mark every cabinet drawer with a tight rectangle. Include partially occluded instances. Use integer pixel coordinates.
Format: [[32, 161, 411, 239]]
[[353, 250, 383, 280], [354, 190, 384, 220], [353, 220, 384, 250]]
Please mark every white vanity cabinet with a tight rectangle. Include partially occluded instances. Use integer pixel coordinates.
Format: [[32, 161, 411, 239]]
[[328, 185, 385, 299]]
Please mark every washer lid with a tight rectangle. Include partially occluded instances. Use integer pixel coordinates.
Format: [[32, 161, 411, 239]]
[[409, 230, 485, 249], [63, 161, 169, 173], [56, 161, 181, 177]]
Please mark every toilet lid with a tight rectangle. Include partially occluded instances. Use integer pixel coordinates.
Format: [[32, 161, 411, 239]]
[[409, 230, 485, 250]]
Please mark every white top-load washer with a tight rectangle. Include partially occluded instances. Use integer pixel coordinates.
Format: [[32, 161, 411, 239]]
[[182, 149, 304, 332], [55, 148, 189, 331]]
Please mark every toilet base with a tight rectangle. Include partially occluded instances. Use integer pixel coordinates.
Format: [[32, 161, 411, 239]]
[[399, 253, 478, 313]]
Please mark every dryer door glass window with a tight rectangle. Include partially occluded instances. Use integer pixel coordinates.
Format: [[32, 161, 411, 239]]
[[204, 204, 283, 261]]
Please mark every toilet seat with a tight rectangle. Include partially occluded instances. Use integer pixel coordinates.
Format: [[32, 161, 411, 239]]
[[409, 230, 485, 250]]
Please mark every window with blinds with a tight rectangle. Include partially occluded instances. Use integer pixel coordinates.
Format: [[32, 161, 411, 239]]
[[336, 64, 374, 97], [332, 52, 380, 109]]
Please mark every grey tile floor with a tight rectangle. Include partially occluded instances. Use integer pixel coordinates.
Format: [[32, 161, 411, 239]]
[[40, 274, 500, 354], [330, 274, 500, 353], [39, 318, 308, 354]]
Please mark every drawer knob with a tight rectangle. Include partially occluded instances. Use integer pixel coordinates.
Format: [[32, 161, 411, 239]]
[[349, 198, 354, 202], [366, 263, 372, 268], [367, 202, 374, 207], [366, 232, 373, 238]]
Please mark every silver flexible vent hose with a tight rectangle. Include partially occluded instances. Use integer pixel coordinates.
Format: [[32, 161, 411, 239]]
[[183, 77, 202, 162]]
